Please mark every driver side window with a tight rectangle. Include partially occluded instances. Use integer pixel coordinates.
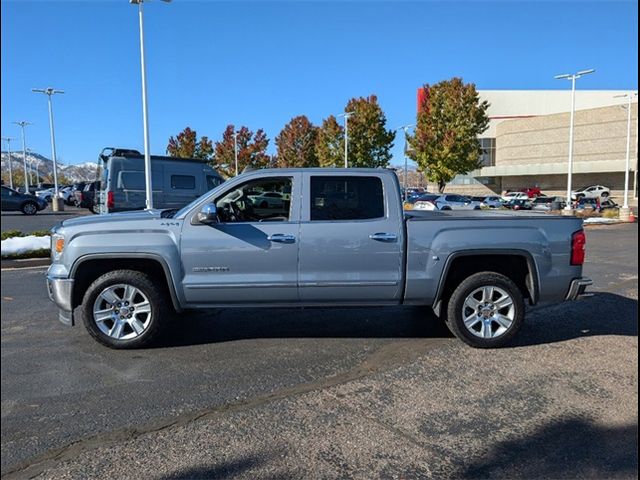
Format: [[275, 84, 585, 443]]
[[215, 177, 292, 223]]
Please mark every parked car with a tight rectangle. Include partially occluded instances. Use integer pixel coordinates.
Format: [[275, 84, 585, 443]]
[[35, 188, 55, 202], [1, 185, 48, 215], [412, 194, 481, 211], [96, 148, 224, 214], [502, 191, 530, 202], [575, 197, 619, 211], [248, 191, 286, 209], [57, 186, 76, 205], [437, 194, 482, 210], [47, 168, 592, 350], [571, 185, 610, 200], [532, 196, 566, 211], [411, 194, 442, 211], [504, 198, 533, 210], [74, 181, 100, 213], [67, 182, 87, 205], [478, 196, 504, 209], [520, 187, 542, 198]]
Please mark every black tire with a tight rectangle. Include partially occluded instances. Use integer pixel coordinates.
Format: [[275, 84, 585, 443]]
[[601, 192, 609, 198], [81, 270, 171, 349], [445, 272, 525, 348], [21, 201, 38, 215]]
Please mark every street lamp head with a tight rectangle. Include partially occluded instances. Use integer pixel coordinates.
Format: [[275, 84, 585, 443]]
[[32, 87, 64, 96], [577, 69, 595, 76], [554, 74, 571, 80]]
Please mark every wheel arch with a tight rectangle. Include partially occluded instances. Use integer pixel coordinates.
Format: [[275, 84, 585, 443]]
[[432, 249, 540, 316], [70, 254, 182, 313]]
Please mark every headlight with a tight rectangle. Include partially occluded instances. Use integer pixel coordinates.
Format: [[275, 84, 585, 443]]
[[51, 233, 65, 261]]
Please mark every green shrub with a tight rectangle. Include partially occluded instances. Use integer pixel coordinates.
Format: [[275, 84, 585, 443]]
[[1, 229, 50, 241], [1, 230, 23, 241]]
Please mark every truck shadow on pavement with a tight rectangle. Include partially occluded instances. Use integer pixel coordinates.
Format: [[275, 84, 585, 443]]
[[456, 416, 638, 479], [154, 417, 638, 479], [515, 292, 638, 347], [159, 292, 637, 348]]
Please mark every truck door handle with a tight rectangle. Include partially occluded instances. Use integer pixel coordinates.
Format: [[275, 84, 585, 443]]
[[369, 232, 398, 242], [267, 233, 296, 244]]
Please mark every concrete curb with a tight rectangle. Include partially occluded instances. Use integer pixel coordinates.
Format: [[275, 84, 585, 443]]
[[1, 257, 51, 270]]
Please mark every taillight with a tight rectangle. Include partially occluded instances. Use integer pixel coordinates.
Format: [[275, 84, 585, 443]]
[[571, 230, 586, 266], [107, 191, 114, 210], [80, 192, 84, 202]]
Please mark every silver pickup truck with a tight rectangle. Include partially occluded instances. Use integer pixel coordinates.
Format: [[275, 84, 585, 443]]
[[47, 168, 592, 349]]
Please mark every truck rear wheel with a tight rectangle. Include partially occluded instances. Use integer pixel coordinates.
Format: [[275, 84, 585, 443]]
[[81, 269, 170, 349], [445, 272, 524, 348]]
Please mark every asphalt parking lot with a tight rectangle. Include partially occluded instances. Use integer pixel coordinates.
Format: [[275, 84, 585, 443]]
[[1, 206, 92, 233], [1, 224, 637, 479]]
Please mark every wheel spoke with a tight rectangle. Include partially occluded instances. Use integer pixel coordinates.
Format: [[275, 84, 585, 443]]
[[494, 314, 513, 329], [109, 319, 125, 339], [94, 308, 113, 323], [494, 295, 513, 310], [481, 321, 493, 339], [464, 313, 480, 328], [464, 297, 481, 310], [123, 285, 137, 303], [100, 288, 121, 306], [482, 286, 494, 303], [134, 301, 151, 314], [129, 318, 146, 335]]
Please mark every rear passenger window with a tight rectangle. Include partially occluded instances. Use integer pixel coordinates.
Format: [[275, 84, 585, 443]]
[[310, 176, 384, 221], [171, 175, 195, 190]]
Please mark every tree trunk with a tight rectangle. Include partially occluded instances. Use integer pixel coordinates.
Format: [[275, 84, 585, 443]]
[[438, 180, 446, 193]]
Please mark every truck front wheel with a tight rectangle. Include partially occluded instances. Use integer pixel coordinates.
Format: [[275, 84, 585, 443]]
[[445, 272, 524, 348], [81, 269, 170, 349]]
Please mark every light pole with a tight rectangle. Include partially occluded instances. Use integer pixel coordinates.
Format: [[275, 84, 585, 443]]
[[32, 87, 64, 210], [26, 148, 40, 186], [130, 0, 171, 209], [233, 131, 239, 176], [614, 92, 638, 217], [554, 69, 595, 213], [12, 121, 32, 193], [338, 111, 354, 167], [395, 124, 415, 201], [2, 137, 15, 189]]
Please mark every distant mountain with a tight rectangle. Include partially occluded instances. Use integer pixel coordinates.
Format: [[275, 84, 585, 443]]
[[0, 151, 98, 183]]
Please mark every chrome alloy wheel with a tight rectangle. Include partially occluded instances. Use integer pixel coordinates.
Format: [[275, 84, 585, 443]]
[[92, 284, 152, 340], [462, 286, 515, 339]]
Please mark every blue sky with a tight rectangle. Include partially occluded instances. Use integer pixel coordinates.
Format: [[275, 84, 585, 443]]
[[1, 0, 638, 167]]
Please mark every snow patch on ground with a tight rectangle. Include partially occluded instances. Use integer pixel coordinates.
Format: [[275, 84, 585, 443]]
[[583, 217, 622, 225], [1, 235, 50, 256]]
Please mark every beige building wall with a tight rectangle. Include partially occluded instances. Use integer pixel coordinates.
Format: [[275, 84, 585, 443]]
[[446, 100, 638, 204], [495, 103, 637, 168]]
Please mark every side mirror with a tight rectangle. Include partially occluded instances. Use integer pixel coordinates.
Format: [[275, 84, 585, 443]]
[[197, 203, 218, 224]]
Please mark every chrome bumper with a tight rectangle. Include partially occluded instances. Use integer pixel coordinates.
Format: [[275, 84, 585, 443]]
[[565, 277, 593, 301], [46, 276, 75, 326]]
